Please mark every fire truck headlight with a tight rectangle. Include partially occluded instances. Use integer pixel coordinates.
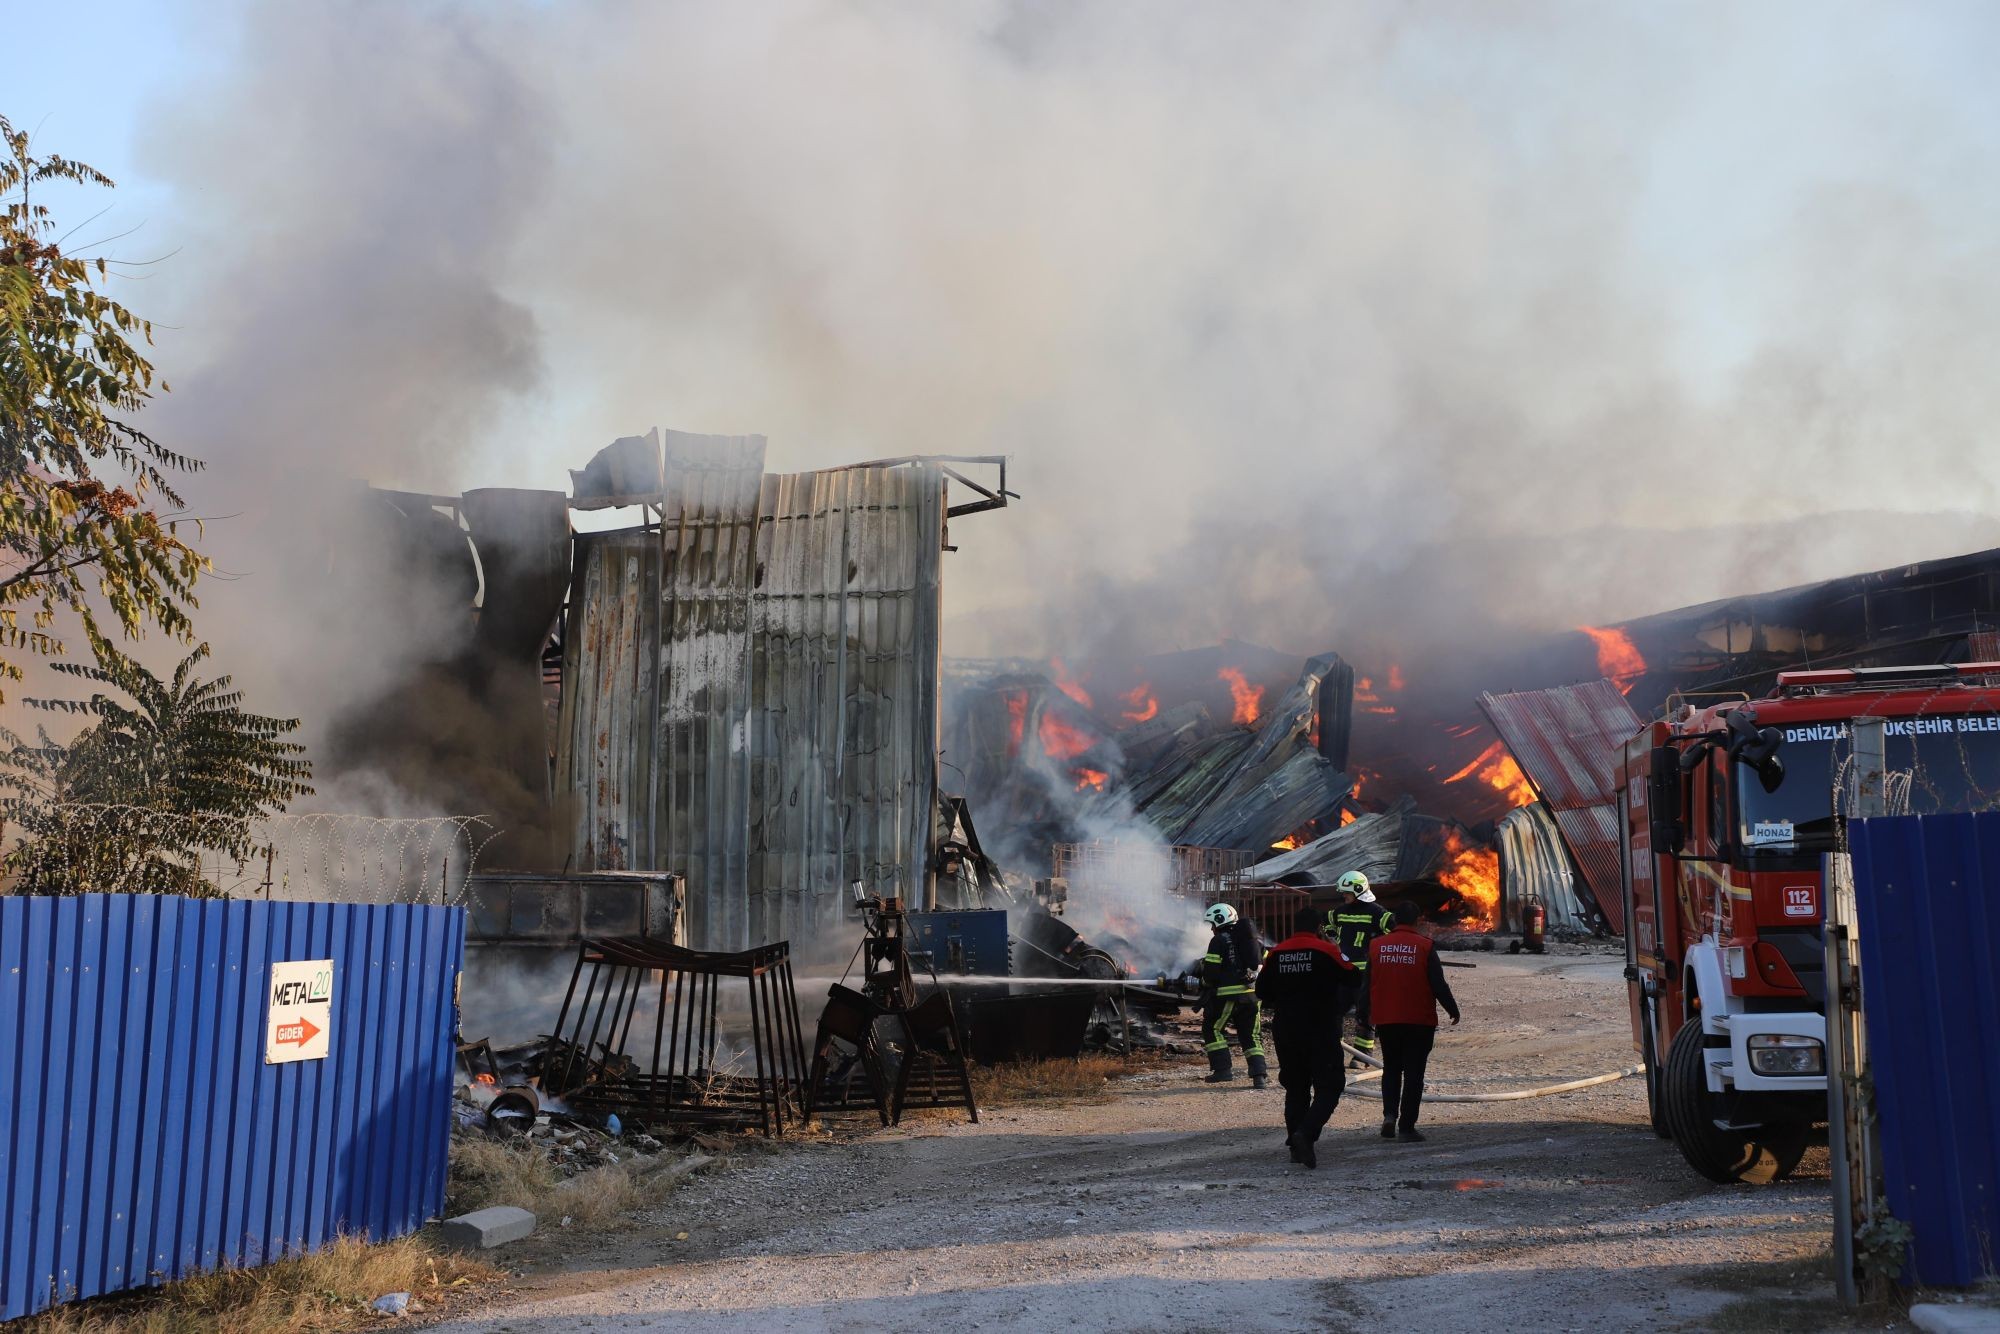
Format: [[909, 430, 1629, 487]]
[[1747, 1034, 1824, 1076]]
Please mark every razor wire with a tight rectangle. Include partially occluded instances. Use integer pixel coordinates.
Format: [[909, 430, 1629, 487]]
[[1, 803, 500, 904]]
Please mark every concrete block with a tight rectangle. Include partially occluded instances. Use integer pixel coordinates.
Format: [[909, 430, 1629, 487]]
[[439, 1206, 537, 1251], [1911, 1302, 2000, 1334]]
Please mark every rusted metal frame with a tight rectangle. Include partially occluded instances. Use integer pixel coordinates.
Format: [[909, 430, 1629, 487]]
[[561, 959, 610, 1091], [780, 956, 808, 1105], [648, 964, 672, 1120], [757, 961, 790, 1129], [786, 958, 808, 1096], [700, 966, 721, 1082], [574, 953, 624, 1090], [613, 962, 645, 1056], [766, 957, 804, 1128], [745, 963, 773, 1135], [547, 948, 589, 1087], [674, 963, 701, 1118]]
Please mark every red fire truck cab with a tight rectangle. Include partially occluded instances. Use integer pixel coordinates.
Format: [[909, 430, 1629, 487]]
[[1620, 662, 2000, 1183]]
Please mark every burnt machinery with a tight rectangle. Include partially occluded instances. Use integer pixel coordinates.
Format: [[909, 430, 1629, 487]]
[[804, 895, 978, 1125], [545, 936, 808, 1136]]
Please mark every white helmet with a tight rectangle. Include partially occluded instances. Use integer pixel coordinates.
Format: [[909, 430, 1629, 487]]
[[1204, 903, 1239, 928], [1336, 870, 1375, 903]]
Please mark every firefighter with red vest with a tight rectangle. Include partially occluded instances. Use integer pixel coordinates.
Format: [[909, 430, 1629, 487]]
[[1368, 900, 1461, 1142], [1255, 904, 1359, 1168]]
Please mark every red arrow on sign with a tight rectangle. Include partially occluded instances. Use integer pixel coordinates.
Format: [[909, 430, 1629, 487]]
[[275, 1016, 322, 1047]]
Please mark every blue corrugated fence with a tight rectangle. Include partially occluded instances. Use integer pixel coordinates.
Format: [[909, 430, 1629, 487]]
[[1850, 813, 2000, 1287], [0, 894, 464, 1320]]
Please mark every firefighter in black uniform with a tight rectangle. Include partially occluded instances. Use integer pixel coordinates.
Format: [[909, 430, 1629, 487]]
[[1195, 903, 1267, 1087], [1255, 904, 1359, 1168], [1331, 871, 1395, 1068]]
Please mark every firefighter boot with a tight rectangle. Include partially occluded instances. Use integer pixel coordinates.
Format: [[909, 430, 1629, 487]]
[[1247, 1053, 1269, 1090], [1202, 1049, 1235, 1083]]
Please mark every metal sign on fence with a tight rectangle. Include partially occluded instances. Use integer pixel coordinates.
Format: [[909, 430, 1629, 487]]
[[265, 959, 334, 1064]]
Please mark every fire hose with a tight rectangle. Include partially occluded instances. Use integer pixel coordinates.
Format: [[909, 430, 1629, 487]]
[[1339, 1040, 1641, 1101], [1152, 974, 1641, 1100]]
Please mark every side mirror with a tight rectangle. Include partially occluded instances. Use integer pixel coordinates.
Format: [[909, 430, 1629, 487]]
[[1754, 749, 1785, 794], [1648, 745, 1685, 854], [1725, 713, 1786, 794]]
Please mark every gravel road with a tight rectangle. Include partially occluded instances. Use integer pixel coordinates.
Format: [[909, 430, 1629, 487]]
[[434, 949, 1849, 1333]]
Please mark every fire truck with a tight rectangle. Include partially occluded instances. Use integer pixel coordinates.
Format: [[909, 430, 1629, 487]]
[[1620, 662, 2000, 1183]]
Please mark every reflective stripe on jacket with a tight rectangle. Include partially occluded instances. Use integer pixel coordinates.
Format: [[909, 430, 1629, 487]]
[[1200, 920, 1260, 994], [1333, 907, 1394, 968]]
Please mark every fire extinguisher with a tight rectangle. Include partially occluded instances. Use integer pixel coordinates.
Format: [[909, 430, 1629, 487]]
[[1522, 901, 1547, 954]]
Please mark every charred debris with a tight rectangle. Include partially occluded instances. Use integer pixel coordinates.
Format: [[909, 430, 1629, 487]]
[[368, 430, 2000, 1137]]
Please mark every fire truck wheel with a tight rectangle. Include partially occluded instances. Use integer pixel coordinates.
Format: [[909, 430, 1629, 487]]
[[1641, 999, 1670, 1140], [1662, 1018, 1807, 1184]]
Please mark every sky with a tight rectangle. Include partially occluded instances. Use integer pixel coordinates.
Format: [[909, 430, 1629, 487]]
[[7, 0, 2000, 686]]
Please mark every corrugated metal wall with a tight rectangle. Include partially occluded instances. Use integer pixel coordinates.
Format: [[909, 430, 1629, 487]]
[[0, 894, 464, 1321], [1495, 803, 1602, 933], [1849, 812, 2000, 1287], [1479, 680, 1644, 933], [558, 446, 944, 950]]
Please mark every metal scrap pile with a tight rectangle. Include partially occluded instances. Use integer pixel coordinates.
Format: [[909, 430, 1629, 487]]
[[455, 1037, 638, 1141], [948, 651, 1360, 860], [947, 645, 1507, 929]]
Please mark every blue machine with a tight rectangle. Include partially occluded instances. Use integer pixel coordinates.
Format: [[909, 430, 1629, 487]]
[[905, 908, 1011, 977]]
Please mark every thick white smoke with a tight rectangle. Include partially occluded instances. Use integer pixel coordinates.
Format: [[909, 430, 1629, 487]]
[[89, 0, 2000, 776]]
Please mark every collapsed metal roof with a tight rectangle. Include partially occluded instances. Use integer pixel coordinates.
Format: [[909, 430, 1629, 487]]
[[1477, 678, 1641, 933], [554, 430, 1007, 950], [1610, 543, 2000, 713], [1242, 795, 1428, 886], [1128, 654, 1353, 850]]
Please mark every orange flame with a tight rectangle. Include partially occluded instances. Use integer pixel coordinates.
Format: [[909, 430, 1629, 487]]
[[1120, 682, 1159, 724], [1219, 666, 1263, 726], [1354, 675, 1397, 717], [1436, 827, 1500, 928], [1004, 690, 1028, 758], [1444, 739, 1536, 808], [1388, 663, 1406, 692], [1038, 710, 1096, 762], [1578, 625, 1646, 695], [1075, 768, 1109, 792], [1270, 821, 1320, 851], [1050, 657, 1094, 709], [1338, 809, 1357, 827]]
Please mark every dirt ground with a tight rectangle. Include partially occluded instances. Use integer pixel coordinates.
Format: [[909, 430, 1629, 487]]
[[429, 949, 1886, 1334]]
